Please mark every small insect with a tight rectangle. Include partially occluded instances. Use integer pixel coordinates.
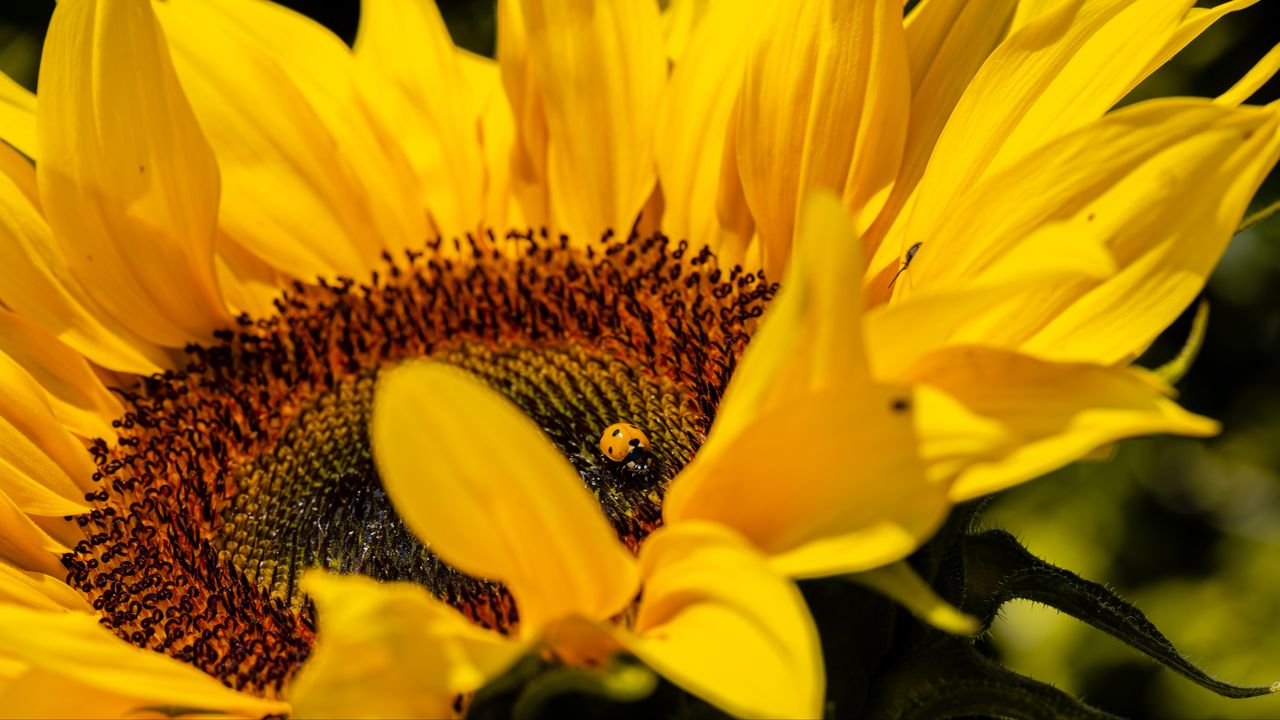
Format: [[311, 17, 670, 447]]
[[888, 241, 923, 290], [599, 422, 652, 471]]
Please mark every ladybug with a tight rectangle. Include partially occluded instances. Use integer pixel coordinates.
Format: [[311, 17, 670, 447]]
[[599, 422, 651, 471]]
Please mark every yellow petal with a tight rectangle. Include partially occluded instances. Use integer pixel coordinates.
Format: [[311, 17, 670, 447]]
[[0, 563, 89, 613], [0, 312, 121, 440], [864, 0, 1017, 269], [0, 156, 166, 375], [355, 0, 486, 238], [892, 100, 1280, 365], [666, 386, 946, 578], [625, 521, 823, 720], [902, 100, 1270, 296], [496, 0, 551, 230], [0, 350, 94, 515], [0, 604, 289, 719], [289, 571, 522, 720], [660, 0, 709, 63], [706, 191, 868, 453], [1009, 0, 1064, 32], [0, 141, 38, 209], [911, 384, 1011, 485], [0, 489, 67, 576], [165, 0, 425, 258], [1139, 0, 1261, 90], [517, 0, 665, 243], [866, 222, 1114, 379], [0, 654, 19, 678], [0, 666, 153, 720], [736, 0, 909, 276], [655, 0, 768, 254], [900, 346, 1218, 500], [905, 0, 1195, 244], [0, 72, 36, 160], [0, 421, 88, 519], [153, 0, 376, 280], [1016, 103, 1279, 363], [765, 484, 948, 579], [372, 361, 639, 634], [710, 109, 758, 268], [850, 561, 978, 635], [1216, 42, 1280, 107], [37, 0, 229, 347], [478, 67, 519, 231], [213, 230, 288, 319]]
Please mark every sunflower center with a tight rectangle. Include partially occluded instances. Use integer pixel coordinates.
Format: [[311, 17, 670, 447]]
[[65, 231, 773, 695], [216, 341, 704, 620]]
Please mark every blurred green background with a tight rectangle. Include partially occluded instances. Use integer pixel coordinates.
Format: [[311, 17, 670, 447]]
[[2, 1, 1279, 718]]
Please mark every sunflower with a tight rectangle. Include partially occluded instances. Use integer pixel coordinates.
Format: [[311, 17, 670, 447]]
[[0, 0, 1277, 717]]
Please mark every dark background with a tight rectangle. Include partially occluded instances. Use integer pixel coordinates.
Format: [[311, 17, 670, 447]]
[[1, 1, 1278, 717]]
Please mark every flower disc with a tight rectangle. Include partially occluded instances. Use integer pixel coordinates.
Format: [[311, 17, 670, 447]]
[[62, 231, 773, 694]]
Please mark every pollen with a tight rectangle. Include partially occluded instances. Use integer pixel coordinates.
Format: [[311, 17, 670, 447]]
[[62, 230, 774, 694]]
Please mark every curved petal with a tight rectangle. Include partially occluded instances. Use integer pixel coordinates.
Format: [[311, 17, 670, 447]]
[[355, 0, 486, 237], [655, 0, 768, 254], [0, 605, 289, 719], [0, 72, 35, 160], [866, 221, 1115, 379], [372, 361, 639, 634], [289, 571, 522, 720], [864, 0, 1018, 274], [904, 0, 1197, 247], [153, 0, 377, 281], [1018, 108, 1280, 363], [1139, 0, 1262, 90], [1215, 42, 1280, 107], [477, 60, 519, 231], [0, 563, 89, 613], [623, 521, 823, 720], [0, 667, 160, 720], [765, 484, 949, 579], [900, 346, 1218, 500], [517, 0, 665, 243], [902, 100, 1275, 296], [660, 0, 706, 63], [703, 190, 867, 456], [900, 99, 1280, 365], [0, 312, 121, 441], [213, 229, 288, 319], [37, 0, 229, 347], [167, 0, 425, 257], [0, 490, 67, 576], [736, 0, 909, 276], [0, 155, 166, 375], [0, 141, 37, 209], [0, 350, 95, 514], [671, 196, 952, 566], [665, 385, 945, 578], [850, 560, 978, 635], [496, 0, 550, 229]]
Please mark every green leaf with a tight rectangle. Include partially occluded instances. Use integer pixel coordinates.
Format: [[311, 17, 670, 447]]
[[465, 653, 672, 720], [511, 656, 659, 720], [963, 529, 1276, 699], [864, 639, 1122, 720], [467, 654, 550, 720]]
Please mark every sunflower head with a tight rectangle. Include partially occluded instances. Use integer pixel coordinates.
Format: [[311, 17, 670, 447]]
[[0, 0, 1278, 717]]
